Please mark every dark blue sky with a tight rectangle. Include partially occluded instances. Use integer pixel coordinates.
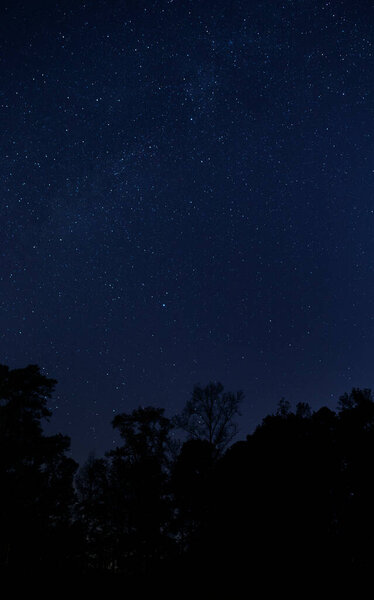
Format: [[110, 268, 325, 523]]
[[1, 0, 373, 463]]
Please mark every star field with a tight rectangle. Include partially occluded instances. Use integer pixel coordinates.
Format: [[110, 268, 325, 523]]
[[1, 0, 373, 462]]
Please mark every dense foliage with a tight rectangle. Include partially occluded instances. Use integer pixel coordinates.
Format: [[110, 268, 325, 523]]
[[1, 364, 374, 584]]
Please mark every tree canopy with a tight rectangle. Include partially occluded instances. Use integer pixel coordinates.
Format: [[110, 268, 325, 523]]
[[3, 362, 374, 586], [173, 381, 243, 455]]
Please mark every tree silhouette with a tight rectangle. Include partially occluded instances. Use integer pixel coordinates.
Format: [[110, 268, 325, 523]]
[[0, 364, 78, 573], [111, 406, 173, 465], [105, 406, 175, 575], [174, 382, 243, 456], [4, 360, 374, 583]]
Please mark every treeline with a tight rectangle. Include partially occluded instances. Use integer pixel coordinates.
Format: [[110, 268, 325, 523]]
[[1, 363, 374, 583]]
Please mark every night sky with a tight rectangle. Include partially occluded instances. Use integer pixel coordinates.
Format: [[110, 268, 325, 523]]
[[1, 0, 373, 463]]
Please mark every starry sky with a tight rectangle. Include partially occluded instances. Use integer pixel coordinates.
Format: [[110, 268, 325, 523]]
[[1, 0, 373, 463]]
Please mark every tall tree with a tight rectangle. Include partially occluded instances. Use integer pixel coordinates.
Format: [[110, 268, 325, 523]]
[[106, 406, 175, 575], [0, 364, 78, 572]]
